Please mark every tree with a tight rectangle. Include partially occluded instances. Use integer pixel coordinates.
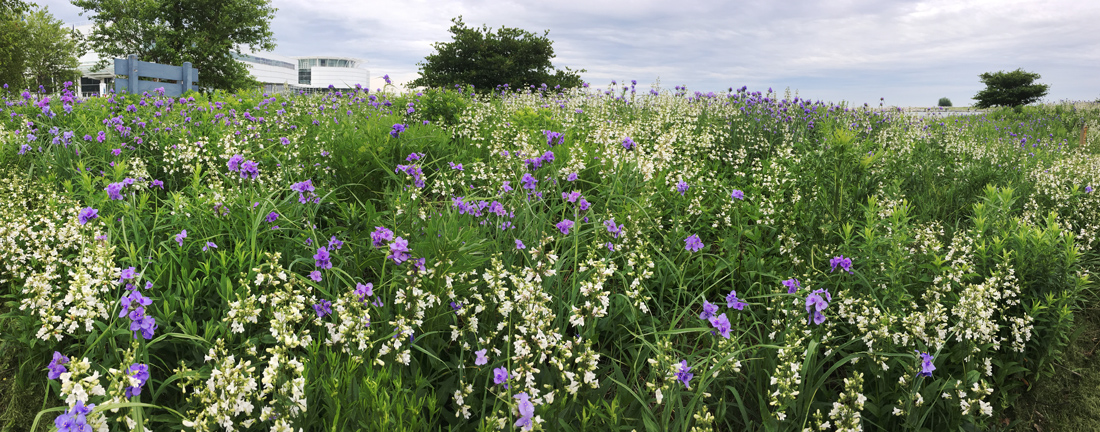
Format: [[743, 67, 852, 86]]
[[71, 0, 277, 91], [23, 6, 84, 93], [0, 0, 28, 89], [937, 97, 952, 107], [972, 68, 1049, 108], [411, 16, 585, 93]]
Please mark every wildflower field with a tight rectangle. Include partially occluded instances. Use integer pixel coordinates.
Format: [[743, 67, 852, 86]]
[[1, 81, 1098, 432]]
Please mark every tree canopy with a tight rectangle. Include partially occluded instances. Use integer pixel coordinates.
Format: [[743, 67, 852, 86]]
[[23, 6, 84, 93], [71, 0, 277, 91], [972, 68, 1049, 108], [411, 17, 585, 93], [0, 0, 28, 89]]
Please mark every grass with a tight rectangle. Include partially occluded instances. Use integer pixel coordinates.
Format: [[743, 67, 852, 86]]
[[1008, 303, 1100, 432]]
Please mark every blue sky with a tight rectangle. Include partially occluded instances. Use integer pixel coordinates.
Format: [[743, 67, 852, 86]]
[[38, 0, 1100, 107]]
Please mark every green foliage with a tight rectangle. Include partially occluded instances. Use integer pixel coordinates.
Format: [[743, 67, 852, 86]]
[[410, 16, 585, 93], [71, 0, 277, 91], [0, 0, 28, 89], [21, 6, 84, 93], [973, 68, 1050, 108], [938, 97, 952, 107]]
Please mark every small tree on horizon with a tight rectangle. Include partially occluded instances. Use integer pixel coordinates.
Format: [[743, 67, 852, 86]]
[[938, 97, 952, 107], [972, 68, 1049, 108], [411, 16, 585, 93]]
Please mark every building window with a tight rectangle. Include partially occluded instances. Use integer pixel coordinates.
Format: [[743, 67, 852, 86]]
[[298, 70, 311, 85]]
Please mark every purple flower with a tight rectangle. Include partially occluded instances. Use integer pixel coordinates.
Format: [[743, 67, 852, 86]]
[[449, 162, 464, 171], [128, 306, 157, 340], [556, 219, 574, 235], [726, 290, 747, 310], [371, 226, 394, 248], [604, 219, 623, 238], [354, 282, 373, 302], [388, 237, 411, 265], [390, 123, 407, 138], [622, 137, 635, 150], [105, 182, 125, 200], [515, 239, 526, 249], [310, 270, 323, 282], [314, 299, 332, 318], [120, 266, 138, 281], [54, 400, 94, 432], [709, 313, 732, 338], [202, 241, 217, 252], [699, 300, 718, 320], [514, 392, 535, 430], [125, 363, 150, 398], [521, 173, 537, 190], [413, 257, 427, 273], [314, 246, 332, 269], [805, 289, 831, 325], [239, 160, 259, 179], [291, 179, 319, 204], [47, 352, 69, 380], [475, 349, 488, 366], [731, 190, 745, 200], [328, 236, 343, 250], [151, 179, 164, 189], [563, 191, 581, 203], [684, 234, 704, 253], [578, 198, 590, 211], [119, 290, 152, 318], [265, 212, 279, 223], [676, 181, 689, 195], [493, 366, 509, 387], [78, 207, 99, 225], [111, 148, 122, 156], [566, 172, 578, 181], [175, 230, 187, 247], [227, 154, 244, 172], [782, 278, 800, 294], [917, 351, 936, 377], [606, 242, 614, 251], [675, 360, 693, 389], [406, 152, 421, 162], [829, 255, 853, 274], [1086, 186, 1094, 193]]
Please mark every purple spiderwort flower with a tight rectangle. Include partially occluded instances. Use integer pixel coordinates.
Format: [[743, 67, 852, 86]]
[[328, 236, 343, 250], [474, 349, 488, 366], [54, 400, 94, 432], [782, 278, 800, 294], [175, 230, 187, 246], [556, 219, 574, 235], [314, 247, 332, 269], [390, 123, 407, 138], [371, 226, 394, 248], [709, 313, 732, 338], [105, 182, 125, 200], [119, 266, 138, 282], [604, 219, 623, 238], [521, 173, 537, 190], [676, 181, 689, 195], [731, 190, 745, 200], [916, 351, 936, 377], [310, 271, 322, 282], [606, 242, 614, 251], [354, 282, 373, 302], [675, 360, 693, 389], [239, 160, 259, 179], [805, 289, 831, 325], [47, 352, 69, 380], [202, 242, 217, 252], [265, 212, 279, 223], [726, 290, 747, 310], [684, 234, 704, 252], [388, 237, 411, 265], [699, 300, 718, 320], [414, 257, 427, 273], [78, 207, 98, 225], [830, 255, 853, 274], [125, 363, 150, 398], [566, 172, 578, 181], [1085, 186, 1093, 193], [622, 137, 635, 150], [514, 392, 535, 430], [227, 154, 244, 172], [515, 239, 526, 249], [314, 299, 332, 318], [493, 367, 509, 388], [150, 179, 164, 189]]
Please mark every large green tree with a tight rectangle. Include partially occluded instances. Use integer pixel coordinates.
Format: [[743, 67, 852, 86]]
[[71, 0, 277, 91], [0, 0, 28, 89], [972, 68, 1049, 108], [23, 6, 84, 93], [411, 16, 585, 93]]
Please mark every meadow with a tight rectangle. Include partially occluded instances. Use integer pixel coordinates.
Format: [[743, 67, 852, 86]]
[[0, 81, 1098, 432]]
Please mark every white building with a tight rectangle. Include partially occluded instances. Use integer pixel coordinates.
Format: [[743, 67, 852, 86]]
[[74, 51, 370, 96]]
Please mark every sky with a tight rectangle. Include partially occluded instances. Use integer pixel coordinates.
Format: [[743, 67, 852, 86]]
[[37, 0, 1100, 107]]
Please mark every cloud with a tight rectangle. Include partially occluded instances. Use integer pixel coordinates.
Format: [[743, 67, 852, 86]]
[[36, 0, 1100, 105]]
